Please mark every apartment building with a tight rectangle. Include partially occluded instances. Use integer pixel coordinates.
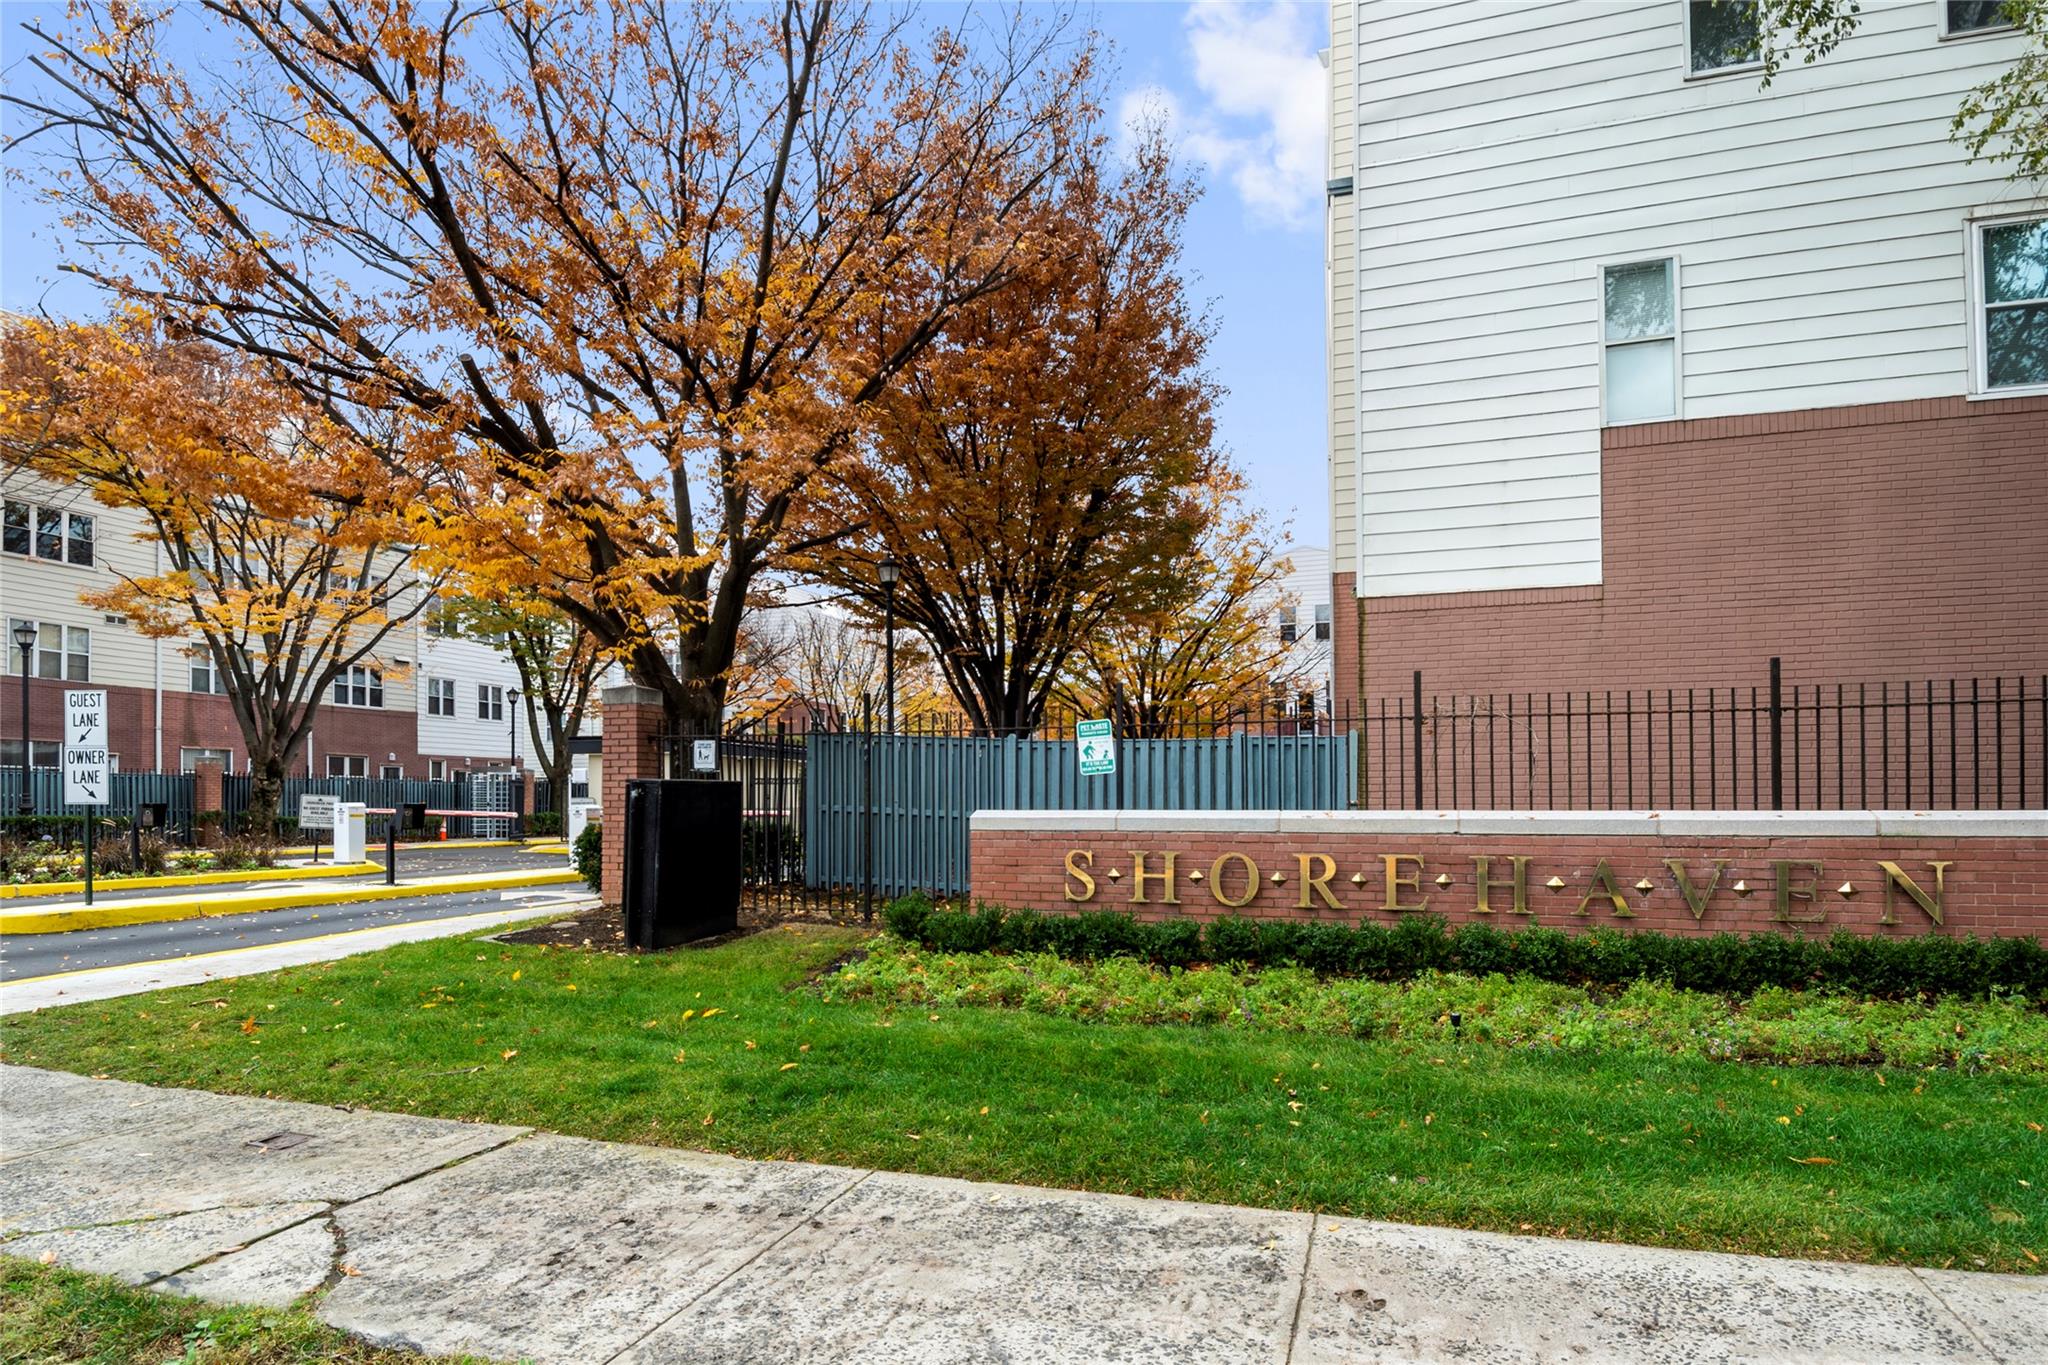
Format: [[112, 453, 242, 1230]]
[[1, 468, 540, 779], [1326, 0, 2048, 711], [1273, 544, 1337, 720]]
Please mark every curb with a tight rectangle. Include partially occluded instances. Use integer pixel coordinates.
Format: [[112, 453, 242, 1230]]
[[1, 862, 381, 902], [0, 868, 584, 936]]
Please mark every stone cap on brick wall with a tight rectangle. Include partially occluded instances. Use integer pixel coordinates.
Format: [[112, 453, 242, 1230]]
[[967, 809, 2048, 838]]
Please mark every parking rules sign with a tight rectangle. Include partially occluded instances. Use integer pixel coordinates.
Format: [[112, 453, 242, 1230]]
[[1076, 718, 1116, 777], [63, 689, 110, 806], [299, 793, 339, 830]]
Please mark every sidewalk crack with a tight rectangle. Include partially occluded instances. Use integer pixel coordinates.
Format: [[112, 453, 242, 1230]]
[[1906, 1266, 2001, 1363], [1283, 1212, 1319, 1365], [599, 1167, 877, 1365]]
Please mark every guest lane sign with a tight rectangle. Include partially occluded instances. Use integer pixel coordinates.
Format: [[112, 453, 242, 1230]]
[[62, 688, 110, 807]]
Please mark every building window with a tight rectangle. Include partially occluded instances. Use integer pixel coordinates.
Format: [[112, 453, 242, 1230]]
[[2, 500, 94, 566], [9, 619, 91, 681], [327, 754, 368, 778], [1686, 1, 1760, 75], [1312, 603, 1332, 642], [1946, 2, 2013, 35], [1603, 258, 1679, 423], [380, 763, 404, 780], [1277, 608, 1298, 645], [0, 739, 61, 768], [426, 677, 456, 717], [429, 759, 449, 781], [188, 653, 230, 695], [1979, 215, 2047, 391], [330, 665, 384, 708], [179, 746, 234, 772], [478, 683, 505, 722]]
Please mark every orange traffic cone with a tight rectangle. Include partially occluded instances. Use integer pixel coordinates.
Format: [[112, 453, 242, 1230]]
[[438, 825, 448, 841]]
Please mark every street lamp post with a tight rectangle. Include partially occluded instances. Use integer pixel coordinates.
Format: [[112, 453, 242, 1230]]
[[12, 623, 37, 817], [507, 687, 522, 837], [878, 556, 900, 734]]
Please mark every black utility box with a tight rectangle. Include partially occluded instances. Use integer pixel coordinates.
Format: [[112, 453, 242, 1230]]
[[622, 779, 741, 950]]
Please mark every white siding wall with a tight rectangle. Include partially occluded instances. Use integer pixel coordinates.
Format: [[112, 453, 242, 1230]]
[[415, 631, 542, 769], [1327, 2, 1360, 578], [1341, 0, 2041, 598], [1276, 545, 1337, 707], [2, 472, 167, 766]]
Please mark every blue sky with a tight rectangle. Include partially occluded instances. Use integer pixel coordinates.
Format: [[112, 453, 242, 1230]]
[[1, 1, 1331, 538]]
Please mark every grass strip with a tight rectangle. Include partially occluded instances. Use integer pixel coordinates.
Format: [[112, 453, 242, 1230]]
[[2, 924, 2042, 1274], [0, 1255, 504, 1364]]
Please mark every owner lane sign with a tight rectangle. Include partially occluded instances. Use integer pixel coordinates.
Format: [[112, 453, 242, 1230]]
[[1058, 847, 1956, 929], [62, 689, 110, 807]]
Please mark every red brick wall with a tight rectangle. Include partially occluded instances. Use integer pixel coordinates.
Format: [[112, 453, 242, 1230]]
[[1335, 396, 2048, 703], [0, 677, 419, 776], [971, 823, 2044, 940], [597, 686, 667, 903]]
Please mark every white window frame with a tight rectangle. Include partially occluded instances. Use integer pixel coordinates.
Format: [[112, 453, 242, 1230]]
[[426, 676, 456, 717], [330, 664, 385, 709], [10, 619, 91, 682], [379, 763, 404, 780], [478, 683, 505, 722], [1966, 210, 2048, 399], [326, 754, 368, 778], [1312, 603, 1333, 642], [1599, 255, 1684, 427], [2, 499, 95, 567], [1682, 0, 1764, 80], [187, 651, 229, 695], [179, 746, 235, 773], [429, 759, 449, 781], [1939, 1, 2018, 40]]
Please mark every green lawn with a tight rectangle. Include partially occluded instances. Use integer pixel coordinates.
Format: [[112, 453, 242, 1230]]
[[0, 1255, 504, 1364], [3, 923, 2043, 1274]]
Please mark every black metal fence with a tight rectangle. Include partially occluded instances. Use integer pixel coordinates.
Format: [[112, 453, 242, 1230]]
[[1364, 661, 2046, 811]]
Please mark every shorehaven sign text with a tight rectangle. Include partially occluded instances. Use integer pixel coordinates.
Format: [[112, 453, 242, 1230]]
[[968, 811, 2048, 941]]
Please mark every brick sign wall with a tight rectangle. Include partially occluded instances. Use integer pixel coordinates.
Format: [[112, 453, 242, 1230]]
[[969, 811, 2047, 940]]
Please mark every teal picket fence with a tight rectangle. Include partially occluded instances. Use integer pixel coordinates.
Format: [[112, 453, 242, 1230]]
[[802, 730, 1356, 898], [0, 769, 197, 838]]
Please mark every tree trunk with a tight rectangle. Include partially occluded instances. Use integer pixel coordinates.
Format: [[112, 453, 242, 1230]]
[[247, 753, 287, 838]]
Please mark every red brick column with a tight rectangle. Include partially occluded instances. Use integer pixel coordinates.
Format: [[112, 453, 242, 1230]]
[[519, 769, 538, 828], [193, 761, 224, 818], [598, 684, 667, 904]]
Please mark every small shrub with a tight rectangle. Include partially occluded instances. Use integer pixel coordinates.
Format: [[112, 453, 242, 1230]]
[[572, 821, 602, 893], [527, 809, 564, 837]]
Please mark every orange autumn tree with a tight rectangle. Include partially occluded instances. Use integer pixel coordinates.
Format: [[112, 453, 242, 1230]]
[[1055, 474, 1314, 738], [791, 127, 1218, 732], [6, 0, 1094, 732], [0, 316, 439, 828]]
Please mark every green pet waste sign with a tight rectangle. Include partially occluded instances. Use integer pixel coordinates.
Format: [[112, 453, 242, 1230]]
[[1076, 718, 1116, 777]]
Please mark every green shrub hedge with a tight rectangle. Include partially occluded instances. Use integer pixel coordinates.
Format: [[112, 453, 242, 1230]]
[[880, 894, 2048, 1001]]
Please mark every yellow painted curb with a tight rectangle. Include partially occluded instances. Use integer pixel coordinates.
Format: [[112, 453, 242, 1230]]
[[523, 843, 571, 856], [0, 868, 583, 936], [1, 863, 381, 902]]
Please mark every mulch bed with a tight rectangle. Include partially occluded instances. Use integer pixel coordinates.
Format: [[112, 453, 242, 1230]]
[[494, 897, 880, 955]]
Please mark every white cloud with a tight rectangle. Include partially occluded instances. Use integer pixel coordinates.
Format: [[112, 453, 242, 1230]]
[[1146, 2, 1328, 231]]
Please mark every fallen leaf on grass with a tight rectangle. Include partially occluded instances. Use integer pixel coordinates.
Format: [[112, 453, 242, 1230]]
[[240, 1018, 258, 1035], [701, 1114, 714, 1127], [744, 1039, 757, 1050], [501, 1050, 518, 1061], [701, 1008, 722, 1019], [779, 1062, 799, 1072], [979, 1106, 989, 1116], [1777, 1116, 1792, 1125], [1989, 1206, 2024, 1225], [510, 970, 520, 982], [799, 1044, 810, 1053], [1791, 1157, 1836, 1165], [2028, 1122, 2043, 1133]]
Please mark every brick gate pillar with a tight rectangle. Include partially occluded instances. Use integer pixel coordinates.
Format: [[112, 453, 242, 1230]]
[[598, 684, 667, 904], [193, 761, 224, 820]]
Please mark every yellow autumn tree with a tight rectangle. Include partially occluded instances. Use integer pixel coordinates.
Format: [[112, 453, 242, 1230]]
[[0, 315, 439, 828]]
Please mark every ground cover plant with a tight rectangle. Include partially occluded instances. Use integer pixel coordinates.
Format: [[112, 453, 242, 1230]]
[[884, 895, 2048, 1001], [0, 1255, 504, 1364], [834, 937, 2048, 1072], [1, 923, 2041, 1274]]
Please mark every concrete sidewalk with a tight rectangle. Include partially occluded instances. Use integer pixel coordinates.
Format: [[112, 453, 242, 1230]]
[[2, 1067, 2041, 1364]]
